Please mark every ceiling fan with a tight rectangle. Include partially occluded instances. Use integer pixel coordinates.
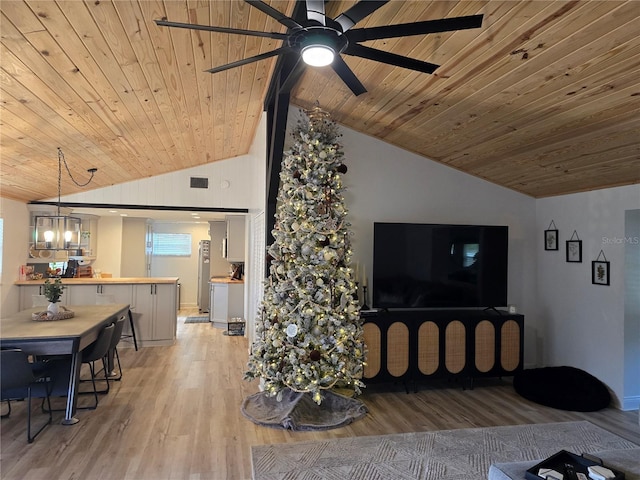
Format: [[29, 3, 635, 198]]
[[156, 0, 483, 96]]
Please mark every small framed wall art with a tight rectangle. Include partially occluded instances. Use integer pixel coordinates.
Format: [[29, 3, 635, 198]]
[[565, 230, 582, 263], [544, 220, 558, 251], [592, 250, 610, 286]]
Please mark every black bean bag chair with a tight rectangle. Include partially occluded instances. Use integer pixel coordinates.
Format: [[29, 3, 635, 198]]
[[513, 366, 611, 412]]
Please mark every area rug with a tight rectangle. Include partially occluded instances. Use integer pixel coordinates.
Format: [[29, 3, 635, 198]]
[[242, 388, 368, 431], [184, 316, 209, 323], [250, 421, 638, 480]]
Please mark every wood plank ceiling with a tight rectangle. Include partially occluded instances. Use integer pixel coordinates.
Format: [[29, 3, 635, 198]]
[[1, 1, 639, 203]]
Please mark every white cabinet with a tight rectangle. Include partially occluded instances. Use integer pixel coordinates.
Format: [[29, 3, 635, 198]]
[[223, 216, 245, 262], [99, 284, 133, 305], [67, 283, 137, 344], [68, 285, 100, 304], [19, 284, 69, 310], [209, 282, 244, 329], [66, 283, 133, 306], [132, 283, 176, 346]]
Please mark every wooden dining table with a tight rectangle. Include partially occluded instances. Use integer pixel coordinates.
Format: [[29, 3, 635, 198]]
[[0, 303, 130, 425]]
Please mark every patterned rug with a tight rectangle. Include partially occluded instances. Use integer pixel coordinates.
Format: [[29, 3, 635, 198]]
[[183, 316, 209, 323], [251, 421, 638, 480]]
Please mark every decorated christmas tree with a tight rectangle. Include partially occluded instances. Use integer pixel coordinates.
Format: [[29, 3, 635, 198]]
[[245, 106, 365, 406]]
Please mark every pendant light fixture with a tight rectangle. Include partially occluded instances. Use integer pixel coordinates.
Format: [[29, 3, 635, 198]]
[[34, 148, 97, 251]]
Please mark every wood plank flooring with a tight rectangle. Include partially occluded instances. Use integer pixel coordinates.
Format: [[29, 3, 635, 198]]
[[2, 309, 639, 479]]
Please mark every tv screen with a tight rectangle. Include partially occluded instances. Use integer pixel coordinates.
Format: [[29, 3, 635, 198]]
[[373, 223, 508, 309]]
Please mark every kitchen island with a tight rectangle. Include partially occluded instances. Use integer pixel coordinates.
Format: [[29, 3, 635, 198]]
[[15, 277, 178, 347], [209, 277, 244, 330]]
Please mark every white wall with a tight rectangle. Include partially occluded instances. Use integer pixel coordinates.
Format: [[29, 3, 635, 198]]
[[93, 216, 123, 277], [121, 217, 148, 277], [536, 185, 640, 409], [336, 116, 538, 367], [624, 210, 640, 411], [59, 155, 255, 210], [0, 198, 30, 316]]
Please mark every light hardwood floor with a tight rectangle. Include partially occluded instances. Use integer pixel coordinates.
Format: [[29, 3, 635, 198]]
[[2, 310, 639, 480]]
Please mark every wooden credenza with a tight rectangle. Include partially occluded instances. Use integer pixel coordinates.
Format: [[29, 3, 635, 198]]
[[362, 309, 524, 388]]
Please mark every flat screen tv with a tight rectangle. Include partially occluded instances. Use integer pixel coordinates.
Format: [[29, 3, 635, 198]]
[[373, 223, 508, 309]]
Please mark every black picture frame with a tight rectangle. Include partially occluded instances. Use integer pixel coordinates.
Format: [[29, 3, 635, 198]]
[[566, 240, 582, 263], [544, 229, 558, 250], [592, 261, 610, 286]]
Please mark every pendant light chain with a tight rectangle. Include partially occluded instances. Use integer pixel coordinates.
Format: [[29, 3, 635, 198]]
[[57, 148, 97, 189], [57, 148, 63, 217]]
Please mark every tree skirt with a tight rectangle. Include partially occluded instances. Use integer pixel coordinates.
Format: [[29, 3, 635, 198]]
[[241, 388, 368, 431]]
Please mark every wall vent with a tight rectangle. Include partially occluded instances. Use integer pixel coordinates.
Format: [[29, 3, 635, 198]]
[[190, 177, 209, 189]]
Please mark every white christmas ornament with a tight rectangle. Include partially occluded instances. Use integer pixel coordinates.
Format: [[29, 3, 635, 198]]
[[286, 324, 298, 337]]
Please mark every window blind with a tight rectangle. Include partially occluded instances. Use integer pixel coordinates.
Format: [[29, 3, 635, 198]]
[[152, 233, 192, 257]]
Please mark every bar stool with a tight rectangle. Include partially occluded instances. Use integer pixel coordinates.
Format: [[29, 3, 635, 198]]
[[122, 309, 138, 351]]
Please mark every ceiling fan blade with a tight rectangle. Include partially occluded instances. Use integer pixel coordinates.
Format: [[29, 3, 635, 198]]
[[335, 1, 389, 32], [155, 19, 288, 40], [344, 44, 439, 74], [347, 14, 484, 42], [331, 56, 367, 96], [306, 0, 326, 26], [245, 0, 303, 30], [206, 46, 291, 74]]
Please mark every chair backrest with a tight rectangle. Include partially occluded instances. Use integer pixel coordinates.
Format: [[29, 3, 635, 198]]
[[0, 349, 36, 391], [82, 323, 115, 363], [109, 316, 126, 350]]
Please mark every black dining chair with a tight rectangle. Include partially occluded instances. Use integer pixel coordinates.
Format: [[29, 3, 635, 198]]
[[95, 295, 137, 351], [0, 349, 53, 443], [78, 323, 115, 409], [95, 315, 126, 393]]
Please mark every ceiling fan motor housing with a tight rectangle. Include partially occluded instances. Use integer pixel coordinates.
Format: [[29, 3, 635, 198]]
[[289, 27, 349, 56]]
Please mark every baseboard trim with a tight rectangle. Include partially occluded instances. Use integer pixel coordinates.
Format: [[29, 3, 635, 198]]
[[622, 395, 640, 411]]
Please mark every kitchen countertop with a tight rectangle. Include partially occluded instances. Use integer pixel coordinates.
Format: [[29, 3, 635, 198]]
[[209, 277, 244, 284], [15, 277, 179, 285]]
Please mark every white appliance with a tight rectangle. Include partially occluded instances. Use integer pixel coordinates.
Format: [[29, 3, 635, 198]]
[[197, 240, 211, 312]]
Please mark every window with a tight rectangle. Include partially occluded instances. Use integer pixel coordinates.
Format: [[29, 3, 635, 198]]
[[462, 243, 480, 267], [152, 233, 192, 257], [450, 242, 480, 268]]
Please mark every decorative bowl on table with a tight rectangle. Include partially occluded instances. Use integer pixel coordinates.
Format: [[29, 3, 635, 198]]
[[32, 306, 75, 322]]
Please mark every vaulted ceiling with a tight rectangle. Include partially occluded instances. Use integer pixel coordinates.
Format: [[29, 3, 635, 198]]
[[1, 0, 639, 203]]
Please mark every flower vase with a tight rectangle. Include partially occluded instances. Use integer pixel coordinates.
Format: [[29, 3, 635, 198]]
[[47, 302, 59, 315]]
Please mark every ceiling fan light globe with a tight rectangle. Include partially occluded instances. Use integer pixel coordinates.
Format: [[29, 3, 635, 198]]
[[302, 45, 335, 67]]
